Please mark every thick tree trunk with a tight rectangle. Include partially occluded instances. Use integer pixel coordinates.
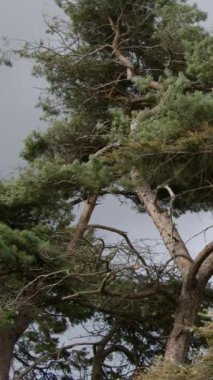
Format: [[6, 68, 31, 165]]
[[131, 179, 213, 364], [0, 331, 16, 380], [131, 177, 192, 278], [165, 285, 201, 363], [0, 310, 30, 380], [130, 175, 202, 363]]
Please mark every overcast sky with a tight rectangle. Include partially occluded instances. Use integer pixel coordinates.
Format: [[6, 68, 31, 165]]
[[0, 0, 212, 254]]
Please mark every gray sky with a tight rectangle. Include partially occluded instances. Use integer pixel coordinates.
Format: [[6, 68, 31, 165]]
[[0, 0, 212, 254], [0, 0, 59, 176]]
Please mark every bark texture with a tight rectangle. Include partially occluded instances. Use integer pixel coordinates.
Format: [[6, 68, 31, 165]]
[[67, 194, 98, 256], [131, 175, 192, 278], [131, 172, 213, 363], [164, 286, 201, 363], [91, 345, 106, 380], [0, 310, 30, 380]]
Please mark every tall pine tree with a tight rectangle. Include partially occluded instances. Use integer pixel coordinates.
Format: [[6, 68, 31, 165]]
[[0, 0, 212, 378]]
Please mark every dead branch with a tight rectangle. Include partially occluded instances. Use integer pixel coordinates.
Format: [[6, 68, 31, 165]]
[[87, 223, 148, 269], [62, 271, 115, 301], [155, 184, 176, 216]]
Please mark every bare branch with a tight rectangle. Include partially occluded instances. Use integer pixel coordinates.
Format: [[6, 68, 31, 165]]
[[87, 223, 148, 268], [61, 261, 156, 302], [185, 225, 213, 244], [5, 270, 70, 309], [186, 242, 213, 289], [5, 269, 110, 310], [62, 271, 114, 301], [93, 142, 121, 157], [155, 184, 176, 215]]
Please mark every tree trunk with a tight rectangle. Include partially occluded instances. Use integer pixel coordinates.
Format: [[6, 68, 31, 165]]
[[91, 345, 105, 380], [0, 331, 16, 380], [91, 320, 119, 380], [67, 194, 98, 256], [131, 177, 192, 278], [0, 310, 31, 380], [165, 285, 201, 363], [130, 176, 203, 363]]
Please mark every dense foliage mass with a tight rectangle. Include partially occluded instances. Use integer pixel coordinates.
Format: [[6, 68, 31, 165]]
[[0, 0, 212, 379]]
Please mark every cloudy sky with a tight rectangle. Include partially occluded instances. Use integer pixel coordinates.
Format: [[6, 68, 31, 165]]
[[0, 0, 212, 253]]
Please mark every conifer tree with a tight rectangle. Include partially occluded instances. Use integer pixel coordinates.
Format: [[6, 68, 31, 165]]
[[0, 0, 212, 378]]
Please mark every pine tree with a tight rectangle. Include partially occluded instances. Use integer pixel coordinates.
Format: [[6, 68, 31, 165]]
[[0, 0, 212, 378]]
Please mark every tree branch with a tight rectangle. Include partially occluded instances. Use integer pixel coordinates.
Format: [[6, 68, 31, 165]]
[[103, 285, 162, 300], [108, 15, 134, 79], [103, 344, 137, 365], [62, 271, 115, 301], [87, 223, 148, 268], [185, 242, 213, 289], [67, 143, 121, 256], [66, 194, 99, 256], [13, 341, 100, 380]]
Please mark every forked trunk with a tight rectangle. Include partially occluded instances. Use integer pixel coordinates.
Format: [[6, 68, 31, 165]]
[[130, 176, 203, 363], [131, 177, 192, 277]]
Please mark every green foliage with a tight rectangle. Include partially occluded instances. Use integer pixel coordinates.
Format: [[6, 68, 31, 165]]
[[0, 223, 38, 269], [21, 117, 107, 163], [21, 130, 48, 162], [110, 72, 213, 211], [16, 0, 213, 212], [0, 310, 17, 330], [108, 108, 130, 142], [0, 38, 12, 67], [184, 34, 213, 84]]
